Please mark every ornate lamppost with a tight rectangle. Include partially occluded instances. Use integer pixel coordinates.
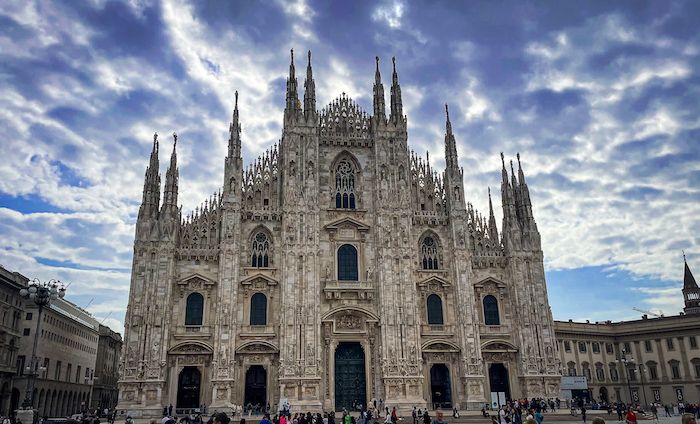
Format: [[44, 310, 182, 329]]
[[616, 349, 634, 405], [19, 279, 66, 409], [638, 363, 649, 408]]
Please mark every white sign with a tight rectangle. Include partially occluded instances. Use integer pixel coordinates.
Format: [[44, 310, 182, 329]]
[[561, 376, 588, 390]]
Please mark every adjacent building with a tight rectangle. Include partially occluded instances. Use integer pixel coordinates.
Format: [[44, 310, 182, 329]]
[[14, 295, 101, 417], [554, 259, 700, 405], [118, 52, 561, 416], [0, 266, 27, 416], [92, 324, 122, 412]]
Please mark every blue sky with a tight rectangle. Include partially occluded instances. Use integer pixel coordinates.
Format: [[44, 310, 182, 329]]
[[1, 0, 699, 333]]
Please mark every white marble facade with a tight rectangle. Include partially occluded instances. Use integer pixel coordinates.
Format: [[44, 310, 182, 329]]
[[117, 52, 561, 417]]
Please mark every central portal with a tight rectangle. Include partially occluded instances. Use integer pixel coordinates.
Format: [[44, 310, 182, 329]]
[[334, 342, 366, 411], [176, 367, 201, 409], [244, 365, 267, 408]]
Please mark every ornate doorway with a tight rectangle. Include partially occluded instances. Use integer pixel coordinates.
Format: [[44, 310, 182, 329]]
[[430, 364, 452, 409], [177, 367, 201, 409], [334, 342, 366, 411], [244, 365, 267, 408], [599, 387, 609, 403], [488, 363, 510, 404]]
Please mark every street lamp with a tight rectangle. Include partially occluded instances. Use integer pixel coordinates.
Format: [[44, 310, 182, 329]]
[[616, 349, 634, 405], [19, 278, 66, 409], [85, 373, 98, 414], [637, 364, 649, 408]]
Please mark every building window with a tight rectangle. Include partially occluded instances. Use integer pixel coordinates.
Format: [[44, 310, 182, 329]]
[[567, 362, 576, 376], [690, 336, 697, 349], [43, 358, 50, 379], [564, 341, 571, 352], [649, 365, 658, 380], [483, 295, 500, 325], [583, 364, 592, 381], [694, 363, 700, 378], [426, 294, 444, 325], [66, 363, 72, 382], [185, 293, 204, 326], [76, 365, 81, 383], [670, 362, 680, 379], [623, 342, 631, 353], [609, 366, 619, 381], [628, 367, 637, 381], [55, 361, 62, 380], [334, 159, 356, 209], [16, 355, 25, 376], [26, 312, 32, 320], [644, 340, 652, 352], [420, 236, 440, 270], [337, 244, 358, 281], [579, 342, 587, 353], [606, 343, 614, 354], [667, 338, 674, 350], [596, 367, 605, 381], [250, 293, 267, 326], [592, 342, 600, 353], [23, 328, 30, 336], [251, 232, 271, 267]]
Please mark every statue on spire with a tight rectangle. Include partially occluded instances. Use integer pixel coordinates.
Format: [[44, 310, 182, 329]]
[[389, 56, 403, 125], [373, 56, 386, 124]]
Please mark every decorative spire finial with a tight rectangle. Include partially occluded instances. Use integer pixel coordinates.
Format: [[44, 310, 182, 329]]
[[173, 132, 177, 147], [500, 152, 505, 168], [308, 49, 311, 65], [684, 250, 687, 263], [153, 132, 158, 145], [235, 90, 238, 110]]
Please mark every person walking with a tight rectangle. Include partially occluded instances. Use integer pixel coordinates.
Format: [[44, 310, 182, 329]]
[[581, 406, 587, 424], [624, 408, 637, 424]]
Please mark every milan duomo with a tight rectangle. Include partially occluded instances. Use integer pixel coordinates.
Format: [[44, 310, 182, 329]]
[[117, 51, 562, 416]]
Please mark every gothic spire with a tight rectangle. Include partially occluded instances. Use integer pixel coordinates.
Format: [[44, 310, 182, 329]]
[[373, 56, 386, 123], [500, 153, 517, 226], [684, 253, 698, 290], [488, 187, 499, 242], [303, 50, 316, 121], [285, 49, 299, 119], [139, 133, 161, 219], [389, 56, 403, 125], [228, 91, 241, 159], [445, 104, 458, 170], [162, 132, 179, 213], [517, 152, 534, 222], [684, 253, 700, 314]]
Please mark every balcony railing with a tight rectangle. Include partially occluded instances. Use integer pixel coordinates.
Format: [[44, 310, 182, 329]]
[[240, 325, 276, 338], [173, 325, 212, 339], [421, 324, 455, 335]]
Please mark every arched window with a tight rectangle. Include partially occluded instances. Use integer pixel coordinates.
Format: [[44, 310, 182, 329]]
[[337, 244, 358, 281], [251, 232, 271, 267], [250, 293, 267, 326], [483, 295, 500, 325], [421, 236, 439, 270], [334, 159, 356, 209], [426, 294, 444, 325], [185, 293, 204, 326]]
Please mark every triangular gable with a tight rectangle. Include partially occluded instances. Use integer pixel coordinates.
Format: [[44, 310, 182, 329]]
[[473, 276, 507, 289], [416, 275, 451, 289], [324, 216, 370, 232], [241, 273, 278, 287], [177, 273, 216, 287]]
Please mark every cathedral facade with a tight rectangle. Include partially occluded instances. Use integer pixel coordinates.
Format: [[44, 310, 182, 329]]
[[117, 52, 561, 416]]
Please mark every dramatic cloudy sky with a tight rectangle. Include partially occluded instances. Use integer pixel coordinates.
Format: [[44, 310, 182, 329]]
[[1, 0, 699, 333]]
